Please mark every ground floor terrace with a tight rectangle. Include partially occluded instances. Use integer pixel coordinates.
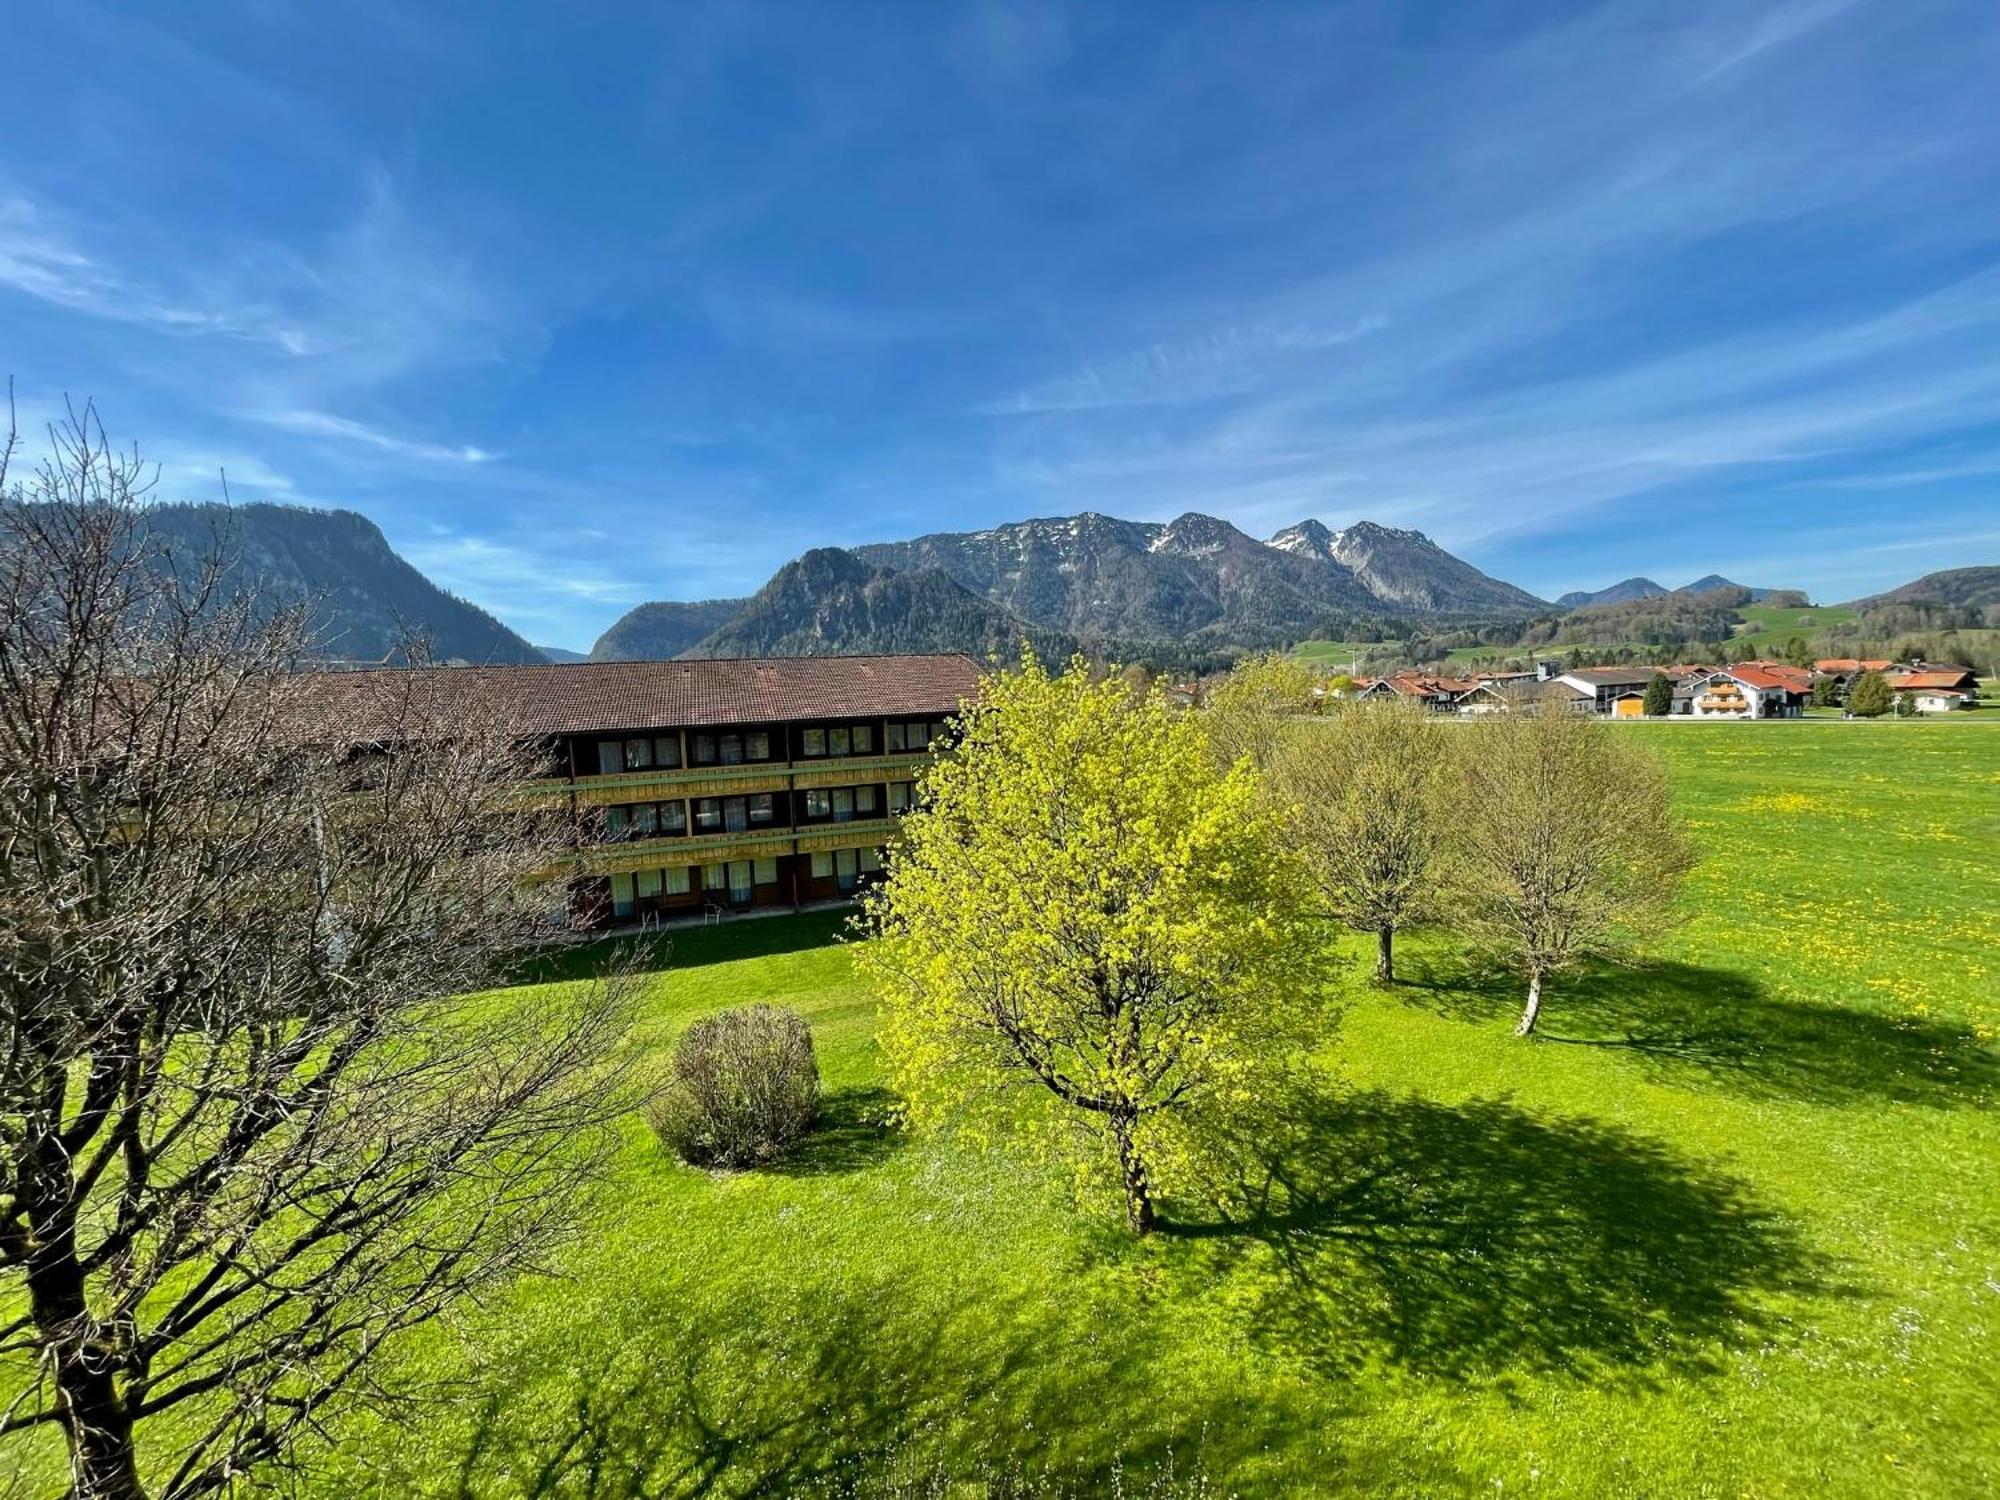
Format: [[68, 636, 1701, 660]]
[[569, 840, 889, 926]]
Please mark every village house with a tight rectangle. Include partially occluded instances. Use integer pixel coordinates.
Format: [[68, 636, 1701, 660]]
[[1550, 666, 1659, 714], [1885, 667, 1980, 712], [1354, 673, 1479, 711], [1688, 664, 1809, 718]]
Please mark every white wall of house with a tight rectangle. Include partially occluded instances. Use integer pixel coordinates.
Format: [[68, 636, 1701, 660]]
[[1909, 691, 1967, 713], [1689, 676, 1753, 717]]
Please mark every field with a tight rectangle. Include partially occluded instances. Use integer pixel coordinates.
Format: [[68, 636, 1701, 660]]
[[23, 724, 1994, 1497], [1292, 638, 1386, 669], [1730, 600, 1860, 651]]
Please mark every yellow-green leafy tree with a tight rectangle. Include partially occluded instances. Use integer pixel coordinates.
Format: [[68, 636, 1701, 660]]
[[857, 651, 1319, 1235], [1205, 650, 1324, 769]]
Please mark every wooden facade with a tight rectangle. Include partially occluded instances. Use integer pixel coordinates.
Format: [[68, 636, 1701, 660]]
[[290, 652, 982, 931], [535, 710, 959, 928]]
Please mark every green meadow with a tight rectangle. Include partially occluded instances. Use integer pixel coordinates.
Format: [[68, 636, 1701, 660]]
[[24, 724, 1987, 1497], [1730, 601, 1862, 651]]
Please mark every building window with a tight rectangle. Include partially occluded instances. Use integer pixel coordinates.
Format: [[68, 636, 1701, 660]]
[[887, 718, 949, 753], [853, 724, 874, 754], [746, 731, 771, 761], [835, 848, 859, 893], [694, 798, 722, 832], [831, 788, 855, 821], [603, 806, 630, 840], [810, 852, 833, 879], [802, 728, 826, 757], [664, 866, 691, 895], [748, 793, 776, 825], [597, 740, 625, 775], [720, 733, 743, 765], [855, 785, 878, 815], [702, 862, 725, 894], [610, 872, 635, 918], [888, 781, 914, 812], [660, 800, 687, 835], [723, 797, 748, 833], [828, 727, 851, 756], [691, 734, 717, 766], [631, 804, 658, 838], [753, 857, 778, 886], [654, 736, 682, 768], [859, 846, 883, 873], [727, 861, 754, 903], [804, 789, 830, 820], [636, 869, 662, 899], [623, 738, 653, 770]]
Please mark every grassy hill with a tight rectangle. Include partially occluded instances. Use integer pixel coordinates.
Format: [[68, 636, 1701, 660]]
[[1730, 600, 1861, 652], [19, 726, 1991, 1495]]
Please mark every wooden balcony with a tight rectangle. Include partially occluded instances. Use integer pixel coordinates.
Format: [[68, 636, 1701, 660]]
[[513, 752, 933, 807], [566, 817, 902, 877]]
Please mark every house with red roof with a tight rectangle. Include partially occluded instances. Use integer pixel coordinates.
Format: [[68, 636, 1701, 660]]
[[1688, 664, 1809, 718], [1885, 667, 1979, 712]]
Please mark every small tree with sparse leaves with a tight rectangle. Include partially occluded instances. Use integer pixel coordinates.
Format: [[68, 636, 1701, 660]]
[[1451, 709, 1696, 1036]]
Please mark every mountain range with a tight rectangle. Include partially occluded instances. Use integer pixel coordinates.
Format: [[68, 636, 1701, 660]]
[[103, 500, 1985, 669], [1553, 574, 1776, 610], [590, 512, 1547, 663], [1844, 566, 2000, 611], [135, 503, 543, 665]]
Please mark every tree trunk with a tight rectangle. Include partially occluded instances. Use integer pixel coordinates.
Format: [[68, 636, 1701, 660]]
[[25, 1149, 148, 1500], [57, 1363, 148, 1500], [1516, 970, 1543, 1037], [1375, 925, 1394, 985], [37, 1267, 146, 1500], [1110, 1116, 1156, 1237]]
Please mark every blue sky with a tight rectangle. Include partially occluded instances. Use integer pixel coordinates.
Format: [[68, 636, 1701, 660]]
[[3, 1, 1996, 649]]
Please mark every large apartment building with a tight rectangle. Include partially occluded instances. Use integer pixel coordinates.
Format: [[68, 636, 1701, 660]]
[[304, 653, 982, 929]]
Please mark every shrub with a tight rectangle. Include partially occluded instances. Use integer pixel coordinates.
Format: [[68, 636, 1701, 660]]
[[1642, 671, 1673, 717], [1848, 669, 1892, 718], [649, 1005, 821, 1167]]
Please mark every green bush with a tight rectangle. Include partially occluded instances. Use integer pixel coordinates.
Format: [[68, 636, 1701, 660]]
[[649, 1004, 821, 1167], [1848, 669, 1892, 718]]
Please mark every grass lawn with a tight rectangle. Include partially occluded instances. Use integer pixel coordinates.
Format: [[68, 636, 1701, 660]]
[[1293, 638, 1388, 668], [78, 724, 2000, 1497]]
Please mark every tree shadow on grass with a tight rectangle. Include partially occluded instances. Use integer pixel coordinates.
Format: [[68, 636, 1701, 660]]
[[442, 1274, 1467, 1499], [1166, 1082, 1838, 1389], [1399, 956, 1997, 1109], [511, 910, 850, 986], [766, 1086, 908, 1178]]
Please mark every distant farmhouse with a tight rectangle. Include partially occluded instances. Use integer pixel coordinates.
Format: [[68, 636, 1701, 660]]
[[1340, 655, 1978, 718]]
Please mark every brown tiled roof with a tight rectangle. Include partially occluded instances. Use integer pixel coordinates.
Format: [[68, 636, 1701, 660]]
[[1814, 658, 1897, 674], [289, 654, 985, 742], [1724, 665, 1810, 692], [1889, 670, 1976, 691]]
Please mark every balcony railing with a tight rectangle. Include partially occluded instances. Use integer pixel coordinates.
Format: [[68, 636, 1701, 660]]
[[565, 817, 902, 877], [515, 751, 934, 805]]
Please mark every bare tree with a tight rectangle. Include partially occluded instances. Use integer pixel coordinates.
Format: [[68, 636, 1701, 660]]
[[1451, 707, 1695, 1035], [1265, 697, 1452, 984], [0, 401, 634, 1498]]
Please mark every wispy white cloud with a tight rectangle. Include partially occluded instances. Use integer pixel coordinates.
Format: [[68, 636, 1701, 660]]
[[0, 196, 312, 352], [985, 316, 1389, 415], [246, 408, 496, 465]]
